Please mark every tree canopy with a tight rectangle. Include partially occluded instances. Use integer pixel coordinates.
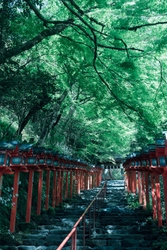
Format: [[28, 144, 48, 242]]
[[1, 0, 167, 162]]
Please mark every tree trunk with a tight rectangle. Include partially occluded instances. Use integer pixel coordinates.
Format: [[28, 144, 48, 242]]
[[37, 90, 68, 146], [15, 95, 51, 138]]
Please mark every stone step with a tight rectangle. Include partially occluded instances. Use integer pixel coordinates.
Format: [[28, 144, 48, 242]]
[[0, 180, 158, 250]]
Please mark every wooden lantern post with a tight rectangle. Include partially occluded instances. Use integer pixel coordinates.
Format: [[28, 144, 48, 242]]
[[149, 142, 163, 227], [9, 145, 28, 233], [45, 150, 54, 210], [52, 155, 59, 207], [23, 148, 39, 223], [35, 147, 48, 216]]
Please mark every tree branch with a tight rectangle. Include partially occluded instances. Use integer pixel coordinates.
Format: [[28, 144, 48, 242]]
[[0, 22, 72, 64], [24, 0, 73, 26], [118, 21, 167, 31]]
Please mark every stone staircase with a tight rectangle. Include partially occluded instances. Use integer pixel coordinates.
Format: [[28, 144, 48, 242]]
[[0, 180, 163, 250], [89, 181, 153, 250]]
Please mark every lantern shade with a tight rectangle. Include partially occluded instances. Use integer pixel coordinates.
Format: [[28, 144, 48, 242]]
[[38, 159, 45, 164], [27, 157, 36, 164], [141, 160, 147, 167], [141, 148, 149, 155], [155, 138, 165, 148], [148, 144, 156, 151], [0, 153, 6, 165], [53, 160, 58, 167], [146, 159, 150, 166], [46, 158, 53, 165], [159, 156, 166, 167], [65, 163, 70, 167], [46, 148, 52, 152], [11, 157, 22, 164], [151, 158, 157, 166]]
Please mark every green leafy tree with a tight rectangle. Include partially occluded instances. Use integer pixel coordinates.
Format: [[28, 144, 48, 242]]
[[1, 0, 167, 161]]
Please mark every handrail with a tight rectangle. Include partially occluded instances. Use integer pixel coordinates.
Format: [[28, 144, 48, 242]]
[[57, 181, 107, 250]]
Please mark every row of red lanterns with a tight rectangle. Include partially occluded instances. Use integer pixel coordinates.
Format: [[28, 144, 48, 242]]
[[123, 133, 167, 227], [124, 136, 167, 168], [0, 143, 103, 233]]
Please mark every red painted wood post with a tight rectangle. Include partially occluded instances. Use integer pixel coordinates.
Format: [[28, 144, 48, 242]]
[[93, 171, 95, 188], [79, 169, 82, 191], [136, 171, 138, 193], [36, 150, 48, 215], [37, 170, 43, 215], [89, 172, 92, 189], [61, 170, 64, 202], [155, 174, 162, 227], [45, 169, 50, 210], [52, 156, 59, 207], [56, 170, 61, 205], [26, 168, 34, 223], [0, 173, 3, 197], [84, 170, 87, 189], [77, 169, 80, 194], [95, 170, 97, 187], [10, 169, 20, 232], [127, 171, 131, 192], [92, 171, 94, 188], [145, 171, 150, 208], [91, 172, 93, 189], [80, 170, 83, 190], [129, 170, 132, 192], [97, 170, 100, 186], [124, 170, 128, 191], [131, 171, 136, 193], [84, 170, 87, 190], [59, 170, 62, 203], [95, 171, 98, 187], [138, 172, 142, 204], [25, 149, 38, 223], [134, 170, 137, 193], [65, 170, 68, 199], [141, 171, 146, 209], [131, 170, 135, 192], [81, 169, 83, 189], [52, 170, 57, 207], [96, 170, 99, 187], [85, 170, 87, 189], [9, 145, 28, 233], [151, 174, 157, 220], [86, 171, 89, 190], [70, 170, 73, 198], [45, 152, 54, 210], [73, 169, 77, 194], [83, 170, 85, 190], [162, 170, 167, 226]]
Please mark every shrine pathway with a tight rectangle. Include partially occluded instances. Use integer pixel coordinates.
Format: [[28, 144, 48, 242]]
[[0, 180, 164, 250]]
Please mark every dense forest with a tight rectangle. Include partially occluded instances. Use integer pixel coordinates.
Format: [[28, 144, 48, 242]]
[[1, 0, 167, 163]]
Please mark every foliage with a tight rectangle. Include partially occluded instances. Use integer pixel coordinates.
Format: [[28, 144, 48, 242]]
[[1, 0, 167, 162], [152, 241, 167, 250], [111, 169, 124, 180], [126, 193, 140, 209]]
